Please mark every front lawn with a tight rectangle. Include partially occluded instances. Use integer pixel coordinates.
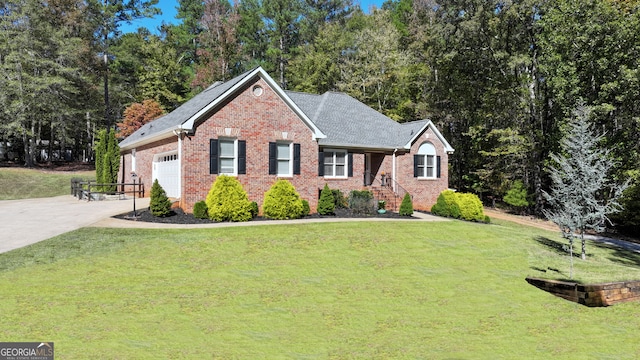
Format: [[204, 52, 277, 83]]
[[1, 220, 639, 358], [0, 167, 94, 200]]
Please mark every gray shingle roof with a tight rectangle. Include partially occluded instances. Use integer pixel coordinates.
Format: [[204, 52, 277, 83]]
[[119, 69, 256, 148], [285, 91, 423, 150], [119, 66, 452, 153]]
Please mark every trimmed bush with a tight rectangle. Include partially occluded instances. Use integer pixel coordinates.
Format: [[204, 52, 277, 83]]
[[456, 192, 485, 222], [399, 193, 413, 216], [205, 175, 252, 222], [317, 184, 335, 215], [301, 199, 310, 217], [431, 190, 460, 218], [348, 189, 375, 215], [332, 189, 348, 208], [150, 179, 172, 217], [262, 179, 304, 220], [249, 201, 259, 218], [193, 201, 208, 219]]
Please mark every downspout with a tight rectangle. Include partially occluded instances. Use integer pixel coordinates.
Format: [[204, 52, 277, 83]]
[[392, 148, 397, 193], [173, 128, 186, 204]]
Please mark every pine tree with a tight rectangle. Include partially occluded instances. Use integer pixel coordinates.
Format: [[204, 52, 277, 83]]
[[543, 105, 628, 278], [399, 192, 413, 216], [150, 179, 172, 217], [317, 184, 335, 215]]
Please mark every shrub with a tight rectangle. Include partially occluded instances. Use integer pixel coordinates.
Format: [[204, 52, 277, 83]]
[[249, 201, 259, 218], [484, 215, 491, 223], [205, 175, 252, 222], [503, 180, 530, 210], [193, 201, 208, 219], [262, 179, 304, 219], [348, 190, 375, 215], [431, 190, 460, 218], [301, 199, 310, 217], [332, 189, 348, 208], [317, 184, 335, 215], [456, 192, 485, 222], [150, 179, 172, 217], [399, 193, 413, 216]]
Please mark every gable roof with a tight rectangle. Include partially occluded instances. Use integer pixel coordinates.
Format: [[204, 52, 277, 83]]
[[119, 66, 453, 154], [119, 67, 325, 150], [285, 91, 454, 153]]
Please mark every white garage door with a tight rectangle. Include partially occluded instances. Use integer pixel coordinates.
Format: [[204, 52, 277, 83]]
[[152, 151, 180, 198]]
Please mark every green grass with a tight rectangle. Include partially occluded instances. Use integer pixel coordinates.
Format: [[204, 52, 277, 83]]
[[0, 168, 94, 200], [1, 220, 640, 358]]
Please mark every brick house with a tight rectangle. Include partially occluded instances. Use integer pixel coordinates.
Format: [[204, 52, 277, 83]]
[[118, 67, 454, 213]]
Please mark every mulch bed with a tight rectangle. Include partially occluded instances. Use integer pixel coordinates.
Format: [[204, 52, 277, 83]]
[[114, 207, 416, 224]]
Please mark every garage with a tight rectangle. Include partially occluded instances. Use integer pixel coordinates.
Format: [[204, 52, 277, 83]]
[[152, 151, 180, 198]]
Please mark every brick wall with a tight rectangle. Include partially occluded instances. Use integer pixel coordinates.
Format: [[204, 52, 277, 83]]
[[119, 137, 178, 198], [395, 127, 450, 211], [181, 78, 323, 213]]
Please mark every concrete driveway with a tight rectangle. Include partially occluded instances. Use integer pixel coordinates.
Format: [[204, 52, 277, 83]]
[[0, 195, 148, 254]]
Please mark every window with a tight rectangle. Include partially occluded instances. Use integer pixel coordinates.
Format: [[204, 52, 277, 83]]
[[210, 139, 246, 175], [219, 139, 236, 174], [269, 142, 300, 176], [323, 150, 348, 178], [414, 142, 439, 179]]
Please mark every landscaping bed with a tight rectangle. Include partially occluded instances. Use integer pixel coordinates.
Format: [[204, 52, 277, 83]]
[[114, 207, 416, 224]]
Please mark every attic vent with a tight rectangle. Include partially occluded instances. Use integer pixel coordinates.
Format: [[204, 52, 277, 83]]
[[253, 85, 264, 97]]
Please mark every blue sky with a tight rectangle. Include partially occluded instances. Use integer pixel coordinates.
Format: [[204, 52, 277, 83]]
[[120, 0, 385, 34]]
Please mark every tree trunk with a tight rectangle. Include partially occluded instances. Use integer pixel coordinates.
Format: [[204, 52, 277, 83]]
[[581, 231, 586, 260]]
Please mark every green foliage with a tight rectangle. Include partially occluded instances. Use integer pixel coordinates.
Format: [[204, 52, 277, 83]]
[[378, 200, 386, 210], [250, 201, 259, 218], [150, 179, 172, 217], [301, 199, 310, 217], [455, 193, 485, 222], [610, 171, 640, 236], [332, 189, 348, 208], [317, 184, 335, 215], [484, 215, 491, 224], [205, 175, 253, 222], [348, 190, 375, 215], [94, 129, 120, 192], [193, 201, 208, 219], [399, 193, 413, 216], [94, 129, 107, 190], [503, 180, 530, 209], [430, 190, 461, 219], [262, 179, 304, 220]]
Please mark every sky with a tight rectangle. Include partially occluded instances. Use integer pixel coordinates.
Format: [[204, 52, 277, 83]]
[[120, 0, 386, 34]]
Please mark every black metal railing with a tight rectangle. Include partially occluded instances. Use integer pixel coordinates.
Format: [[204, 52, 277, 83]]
[[71, 179, 144, 201]]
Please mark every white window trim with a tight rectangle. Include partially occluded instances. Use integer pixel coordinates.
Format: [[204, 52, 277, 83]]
[[219, 138, 238, 176], [276, 142, 293, 177], [324, 149, 348, 178], [417, 142, 437, 179], [131, 149, 136, 172]]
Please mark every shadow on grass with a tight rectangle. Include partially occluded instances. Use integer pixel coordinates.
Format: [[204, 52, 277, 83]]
[[534, 236, 583, 258], [591, 241, 640, 269]]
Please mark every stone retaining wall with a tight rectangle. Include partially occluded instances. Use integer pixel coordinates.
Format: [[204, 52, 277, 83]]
[[526, 277, 640, 307]]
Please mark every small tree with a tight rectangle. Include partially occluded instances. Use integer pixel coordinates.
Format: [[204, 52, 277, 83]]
[[116, 99, 165, 138], [317, 184, 335, 215], [150, 179, 172, 217], [399, 193, 413, 216], [543, 105, 628, 278], [94, 129, 120, 192], [503, 180, 530, 214]]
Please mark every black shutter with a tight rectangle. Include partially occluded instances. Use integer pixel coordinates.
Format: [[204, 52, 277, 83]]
[[210, 139, 218, 174], [347, 153, 353, 177], [293, 143, 301, 175], [436, 155, 441, 178], [413, 155, 419, 178], [318, 152, 325, 176], [268, 142, 277, 175], [238, 140, 246, 174]]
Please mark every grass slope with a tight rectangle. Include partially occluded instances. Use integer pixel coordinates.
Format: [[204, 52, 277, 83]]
[[1, 221, 640, 358], [0, 168, 94, 200]]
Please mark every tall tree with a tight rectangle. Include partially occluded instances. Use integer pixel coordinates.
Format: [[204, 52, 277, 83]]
[[262, 0, 304, 88], [116, 99, 165, 138], [193, 0, 241, 88], [543, 105, 628, 277]]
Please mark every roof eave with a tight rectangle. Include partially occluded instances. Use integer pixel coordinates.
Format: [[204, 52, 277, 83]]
[[403, 120, 455, 153], [119, 127, 177, 151]]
